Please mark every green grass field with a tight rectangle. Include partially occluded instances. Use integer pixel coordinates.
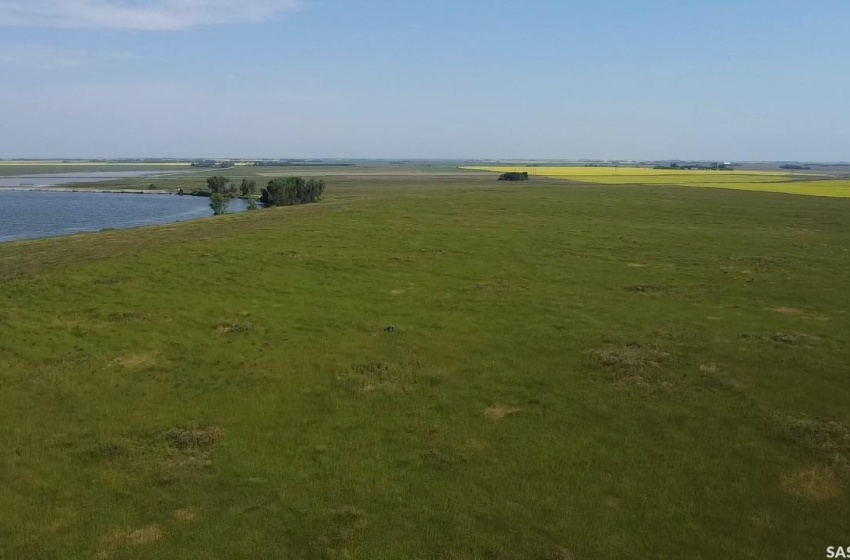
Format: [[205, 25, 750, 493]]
[[1, 173, 849, 558]]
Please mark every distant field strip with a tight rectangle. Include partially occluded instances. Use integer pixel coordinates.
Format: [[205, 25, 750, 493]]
[[463, 166, 850, 197], [0, 161, 191, 166]]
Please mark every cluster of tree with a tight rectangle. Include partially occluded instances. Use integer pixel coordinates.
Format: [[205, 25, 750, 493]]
[[653, 162, 729, 170], [250, 160, 354, 167], [204, 175, 324, 215], [779, 164, 811, 170], [498, 172, 529, 181], [206, 176, 259, 215], [260, 177, 325, 206], [191, 160, 235, 168]]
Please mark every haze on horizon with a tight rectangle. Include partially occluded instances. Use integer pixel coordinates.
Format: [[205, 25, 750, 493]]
[[0, 1, 848, 162]]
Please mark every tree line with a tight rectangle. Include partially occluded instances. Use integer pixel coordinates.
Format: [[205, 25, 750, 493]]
[[205, 175, 325, 215], [498, 172, 529, 181]]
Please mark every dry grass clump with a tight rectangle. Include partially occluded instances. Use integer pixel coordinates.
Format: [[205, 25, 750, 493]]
[[166, 425, 223, 450], [588, 341, 671, 383], [782, 466, 841, 501], [336, 361, 418, 394], [774, 414, 850, 475], [96, 525, 163, 558], [483, 404, 523, 420], [216, 322, 253, 334]]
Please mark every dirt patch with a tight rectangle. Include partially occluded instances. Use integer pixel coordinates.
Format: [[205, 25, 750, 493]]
[[97, 525, 163, 558], [699, 363, 718, 373], [782, 466, 841, 501], [483, 404, 523, 420]]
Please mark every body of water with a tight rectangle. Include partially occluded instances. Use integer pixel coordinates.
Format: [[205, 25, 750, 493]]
[[0, 190, 247, 243]]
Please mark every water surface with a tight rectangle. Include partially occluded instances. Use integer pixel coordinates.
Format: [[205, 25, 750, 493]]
[[0, 190, 247, 243]]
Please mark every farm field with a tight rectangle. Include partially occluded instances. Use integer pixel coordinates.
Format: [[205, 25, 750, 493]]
[[0, 162, 192, 177], [464, 166, 850, 198], [1, 172, 850, 558]]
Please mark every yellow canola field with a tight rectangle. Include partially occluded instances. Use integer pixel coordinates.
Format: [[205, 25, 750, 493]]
[[462, 166, 850, 198]]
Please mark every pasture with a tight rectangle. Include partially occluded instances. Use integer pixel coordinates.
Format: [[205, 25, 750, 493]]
[[1, 171, 849, 558]]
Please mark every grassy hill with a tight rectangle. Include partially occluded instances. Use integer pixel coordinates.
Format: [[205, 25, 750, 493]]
[[1, 173, 848, 559]]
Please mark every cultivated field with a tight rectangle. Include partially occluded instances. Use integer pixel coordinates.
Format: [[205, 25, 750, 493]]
[[0, 161, 192, 177], [1, 171, 849, 558], [464, 166, 850, 198]]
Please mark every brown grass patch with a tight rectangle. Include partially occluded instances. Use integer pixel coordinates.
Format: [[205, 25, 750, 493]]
[[113, 351, 161, 370], [553, 548, 574, 560], [483, 404, 523, 420], [166, 425, 222, 450], [771, 306, 804, 315], [739, 332, 820, 346], [336, 361, 419, 394], [588, 341, 671, 383], [781, 466, 841, 501], [97, 525, 163, 558], [774, 414, 850, 475], [173, 508, 197, 522], [216, 322, 253, 334], [162, 425, 223, 470], [604, 497, 622, 509]]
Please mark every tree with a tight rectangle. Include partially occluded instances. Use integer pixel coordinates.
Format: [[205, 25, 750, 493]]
[[239, 178, 257, 197], [207, 175, 235, 215], [498, 172, 529, 181], [209, 192, 229, 215], [260, 177, 325, 207]]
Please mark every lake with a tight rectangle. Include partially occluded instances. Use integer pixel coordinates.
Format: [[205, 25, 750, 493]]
[[0, 190, 247, 243]]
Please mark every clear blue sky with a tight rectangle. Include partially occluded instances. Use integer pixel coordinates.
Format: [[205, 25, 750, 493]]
[[0, 1, 848, 160]]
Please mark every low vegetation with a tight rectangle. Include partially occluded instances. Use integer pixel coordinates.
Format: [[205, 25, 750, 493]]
[[1, 172, 849, 558]]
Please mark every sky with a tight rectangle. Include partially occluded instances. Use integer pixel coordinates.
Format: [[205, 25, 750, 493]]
[[0, 1, 848, 161]]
